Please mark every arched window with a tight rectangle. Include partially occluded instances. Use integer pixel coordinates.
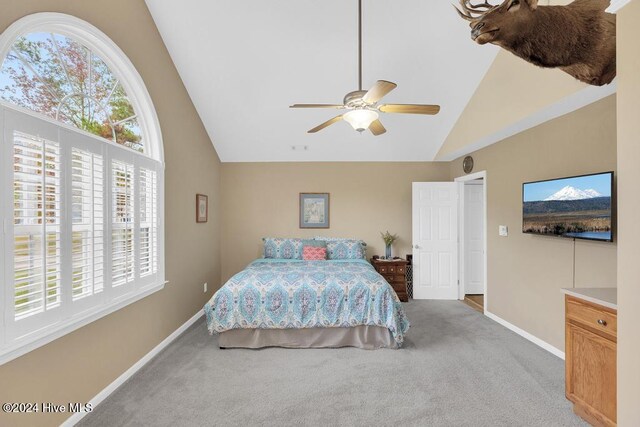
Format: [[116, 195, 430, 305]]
[[0, 13, 164, 364], [0, 32, 144, 152]]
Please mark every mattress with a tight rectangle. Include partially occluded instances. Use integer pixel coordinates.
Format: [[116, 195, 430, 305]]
[[204, 259, 410, 348]]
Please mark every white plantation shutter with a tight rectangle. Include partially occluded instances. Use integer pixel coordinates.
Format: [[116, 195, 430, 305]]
[[111, 160, 135, 287], [71, 148, 104, 300], [139, 168, 157, 277], [12, 131, 62, 320], [1, 106, 164, 361]]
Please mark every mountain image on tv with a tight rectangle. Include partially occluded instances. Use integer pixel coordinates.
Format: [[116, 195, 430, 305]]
[[544, 186, 603, 201], [523, 173, 612, 242]]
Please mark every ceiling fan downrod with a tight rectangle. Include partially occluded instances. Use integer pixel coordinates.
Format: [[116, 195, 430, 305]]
[[358, 0, 362, 91]]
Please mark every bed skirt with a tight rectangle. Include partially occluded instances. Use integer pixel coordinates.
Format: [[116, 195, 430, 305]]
[[218, 326, 397, 350]]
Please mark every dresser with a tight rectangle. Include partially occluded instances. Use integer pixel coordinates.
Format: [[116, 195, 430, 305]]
[[370, 259, 409, 302], [562, 288, 617, 427]]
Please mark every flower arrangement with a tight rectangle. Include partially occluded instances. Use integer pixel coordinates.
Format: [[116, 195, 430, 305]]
[[381, 231, 398, 258], [380, 231, 399, 246]]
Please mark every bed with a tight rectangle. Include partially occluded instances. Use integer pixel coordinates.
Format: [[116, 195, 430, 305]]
[[204, 257, 410, 349]]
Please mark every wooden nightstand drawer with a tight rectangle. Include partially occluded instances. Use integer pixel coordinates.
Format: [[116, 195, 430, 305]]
[[370, 258, 409, 302], [391, 281, 407, 292], [566, 296, 617, 338], [380, 274, 404, 283]]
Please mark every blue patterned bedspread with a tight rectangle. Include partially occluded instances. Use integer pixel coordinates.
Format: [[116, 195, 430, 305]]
[[204, 259, 410, 346]]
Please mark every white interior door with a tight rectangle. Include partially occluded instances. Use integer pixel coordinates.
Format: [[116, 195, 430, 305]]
[[412, 182, 458, 300], [463, 182, 485, 295]]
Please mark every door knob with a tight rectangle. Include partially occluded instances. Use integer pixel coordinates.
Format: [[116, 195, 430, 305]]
[[414, 245, 420, 249]]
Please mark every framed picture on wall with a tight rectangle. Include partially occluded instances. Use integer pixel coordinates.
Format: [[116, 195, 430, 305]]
[[196, 194, 208, 223], [300, 193, 329, 228]]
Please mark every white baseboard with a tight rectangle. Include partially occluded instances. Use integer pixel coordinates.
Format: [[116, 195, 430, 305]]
[[485, 311, 565, 360], [62, 309, 204, 426]]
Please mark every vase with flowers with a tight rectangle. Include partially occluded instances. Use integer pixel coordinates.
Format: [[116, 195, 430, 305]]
[[380, 231, 398, 259]]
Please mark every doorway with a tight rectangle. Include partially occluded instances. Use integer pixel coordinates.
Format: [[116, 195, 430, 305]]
[[411, 172, 487, 306], [456, 172, 487, 313]]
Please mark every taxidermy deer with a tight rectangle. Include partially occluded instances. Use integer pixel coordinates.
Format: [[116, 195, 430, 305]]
[[455, 0, 616, 86]]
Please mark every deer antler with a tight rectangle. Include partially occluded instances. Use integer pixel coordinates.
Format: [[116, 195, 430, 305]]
[[454, 0, 499, 22]]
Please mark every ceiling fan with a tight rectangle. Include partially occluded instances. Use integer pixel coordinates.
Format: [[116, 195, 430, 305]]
[[290, 0, 441, 136]]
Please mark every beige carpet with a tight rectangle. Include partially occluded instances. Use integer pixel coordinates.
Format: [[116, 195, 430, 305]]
[[79, 301, 585, 427]]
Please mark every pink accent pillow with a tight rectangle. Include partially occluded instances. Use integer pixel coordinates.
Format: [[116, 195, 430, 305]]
[[303, 246, 327, 261]]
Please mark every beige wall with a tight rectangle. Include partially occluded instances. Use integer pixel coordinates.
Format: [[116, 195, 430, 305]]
[[616, 1, 640, 424], [0, 1, 630, 425], [221, 163, 450, 281], [450, 95, 617, 351], [0, 1, 221, 426], [436, 49, 589, 161]]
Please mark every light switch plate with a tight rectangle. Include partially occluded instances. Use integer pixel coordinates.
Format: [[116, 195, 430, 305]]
[[499, 225, 508, 237]]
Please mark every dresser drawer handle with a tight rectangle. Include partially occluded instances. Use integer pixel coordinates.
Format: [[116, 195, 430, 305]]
[[597, 319, 607, 326]]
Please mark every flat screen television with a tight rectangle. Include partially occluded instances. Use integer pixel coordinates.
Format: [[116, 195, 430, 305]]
[[522, 172, 614, 242]]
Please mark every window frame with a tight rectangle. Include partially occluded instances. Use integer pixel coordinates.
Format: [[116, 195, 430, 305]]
[[0, 13, 165, 365]]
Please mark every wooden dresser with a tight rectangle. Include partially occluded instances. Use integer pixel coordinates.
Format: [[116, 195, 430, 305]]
[[370, 259, 409, 302], [563, 288, 617, 427]]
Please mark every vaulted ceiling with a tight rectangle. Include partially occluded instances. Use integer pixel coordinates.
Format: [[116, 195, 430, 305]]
[[146, 0, 499, 162]]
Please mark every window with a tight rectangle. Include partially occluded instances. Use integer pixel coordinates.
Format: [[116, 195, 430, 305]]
[[0, 33, 143, 152], [0, 13, 164, 364]]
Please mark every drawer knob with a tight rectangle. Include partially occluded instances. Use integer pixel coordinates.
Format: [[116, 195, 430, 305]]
[[597, 319, 607, 326]]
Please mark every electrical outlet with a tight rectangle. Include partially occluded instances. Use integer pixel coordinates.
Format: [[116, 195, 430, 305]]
[[203, 282, 208, 293], [499, 225, 508, 237]]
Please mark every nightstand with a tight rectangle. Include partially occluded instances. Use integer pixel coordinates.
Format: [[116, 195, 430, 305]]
[[370, 258, 409, 302]]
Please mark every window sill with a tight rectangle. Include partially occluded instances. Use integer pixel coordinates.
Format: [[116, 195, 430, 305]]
[[0, 281, 166, 366]]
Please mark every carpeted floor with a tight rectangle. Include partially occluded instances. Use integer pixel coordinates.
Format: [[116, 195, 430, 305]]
[[79, 301, 585, 427]]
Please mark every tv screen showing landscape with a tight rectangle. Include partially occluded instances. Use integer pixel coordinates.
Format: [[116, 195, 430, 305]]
[[523, 172, 613, 242]]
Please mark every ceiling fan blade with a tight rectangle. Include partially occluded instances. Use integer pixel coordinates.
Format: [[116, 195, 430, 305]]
[[290, 104, 345, 109], [379, 104, 441, 115], [308, 115, 343, 133], [369, 119, 386, 136], [362, 80, 397, 104]]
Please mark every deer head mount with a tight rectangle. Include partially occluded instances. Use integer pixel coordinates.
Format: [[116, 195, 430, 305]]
[[455, 0, 616, 86]]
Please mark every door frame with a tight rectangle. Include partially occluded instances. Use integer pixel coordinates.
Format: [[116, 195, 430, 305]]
[[455, 171, 488, 313]]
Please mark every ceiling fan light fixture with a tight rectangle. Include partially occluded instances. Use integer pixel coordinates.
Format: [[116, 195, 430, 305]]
[[290, 0, 440, 136], [343, 109, 378, 132]]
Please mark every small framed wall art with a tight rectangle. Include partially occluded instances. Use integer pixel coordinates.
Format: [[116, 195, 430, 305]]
[[196, 194, 208, 223], [299, 193, 330, 229]]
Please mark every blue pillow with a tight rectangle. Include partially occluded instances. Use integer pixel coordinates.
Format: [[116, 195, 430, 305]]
[[262, 237, 304, 259], [302, 239, 327, 248], [326, 240, 366, 260], [314, 236, 367, 247]]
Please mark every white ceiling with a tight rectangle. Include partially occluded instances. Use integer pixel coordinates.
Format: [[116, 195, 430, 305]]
[[146, 0, 499, 162]]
